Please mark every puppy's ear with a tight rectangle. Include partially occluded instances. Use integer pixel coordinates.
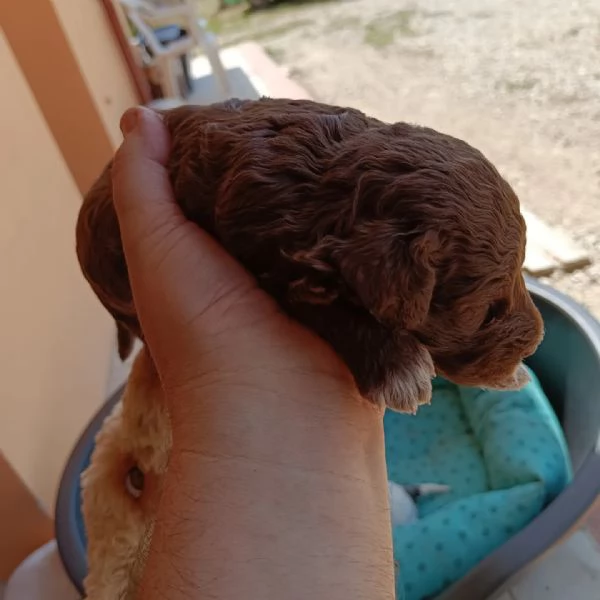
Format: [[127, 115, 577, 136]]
[[76, 162, 140, 353], [286, 223, 438, 329], [117, 322, 135, 361], [337, 224, 439, 329]]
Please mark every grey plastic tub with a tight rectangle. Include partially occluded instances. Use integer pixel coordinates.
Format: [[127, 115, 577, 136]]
[[437, 277, 600, 599], [55, 278, 600, 598]]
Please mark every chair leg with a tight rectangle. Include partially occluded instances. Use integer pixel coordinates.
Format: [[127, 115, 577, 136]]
[[206, 36, 231, 98], [180, 55, 193, 94], [159, 57, 181, 99], [190, 21, 231, 99]]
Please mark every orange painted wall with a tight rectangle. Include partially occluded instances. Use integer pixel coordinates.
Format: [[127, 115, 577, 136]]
[[0, 0, 138, 507], [51, 0, 138, 147]]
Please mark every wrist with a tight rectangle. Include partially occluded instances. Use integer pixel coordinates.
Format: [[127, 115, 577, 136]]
[[145, 387, 394, 600], [168, 380, 384, 473]]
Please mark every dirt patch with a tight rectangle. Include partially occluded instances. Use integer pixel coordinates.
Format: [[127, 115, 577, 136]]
[[364, 10, 420, 48]]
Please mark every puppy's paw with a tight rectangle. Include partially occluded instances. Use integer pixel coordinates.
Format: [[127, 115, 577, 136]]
[[369, 366, 432, 413], [364, 337, 435, 413]]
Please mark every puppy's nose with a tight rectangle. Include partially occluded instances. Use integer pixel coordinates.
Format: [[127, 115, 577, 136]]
[[521, 295, 545, 351]]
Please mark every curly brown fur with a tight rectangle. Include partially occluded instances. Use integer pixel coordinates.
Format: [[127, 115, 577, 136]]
[[77, 97, 543, 413]]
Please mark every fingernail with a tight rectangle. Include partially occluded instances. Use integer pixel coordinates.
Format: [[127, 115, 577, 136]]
[[120, 108, 140, 136]]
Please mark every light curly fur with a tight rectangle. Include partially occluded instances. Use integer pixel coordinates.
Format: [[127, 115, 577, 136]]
[[82, 349, 170, 599]]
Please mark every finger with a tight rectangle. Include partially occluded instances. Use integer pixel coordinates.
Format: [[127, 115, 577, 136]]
[[112, 106, 185, 256], [111, 107, 259, 352]]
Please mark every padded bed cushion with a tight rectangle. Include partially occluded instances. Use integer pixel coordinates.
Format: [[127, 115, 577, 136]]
[[384, 367, 571, 600]]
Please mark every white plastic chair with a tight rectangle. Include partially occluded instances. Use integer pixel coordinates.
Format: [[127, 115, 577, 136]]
[[119, 0, 231, 99]]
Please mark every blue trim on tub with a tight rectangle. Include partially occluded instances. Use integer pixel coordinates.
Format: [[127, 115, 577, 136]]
[[55, 387, 124, 595]]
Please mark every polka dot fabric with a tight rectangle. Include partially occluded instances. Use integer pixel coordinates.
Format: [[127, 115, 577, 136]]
[[384, 367, 571, 600]]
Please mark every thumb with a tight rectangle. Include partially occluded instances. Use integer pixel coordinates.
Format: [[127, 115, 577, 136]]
[[111, 107, 257, 363]]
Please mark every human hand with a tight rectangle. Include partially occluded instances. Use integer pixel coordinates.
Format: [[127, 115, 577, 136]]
[[111, 106, 394, 600]]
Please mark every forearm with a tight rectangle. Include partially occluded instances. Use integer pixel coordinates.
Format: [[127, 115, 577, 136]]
[[137, 388, 395, 600]]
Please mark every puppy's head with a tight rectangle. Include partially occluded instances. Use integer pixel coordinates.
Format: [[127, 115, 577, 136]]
[[82, 348, 170, 599], [418, 251, 542, 391], [322, 123, 543, 392]]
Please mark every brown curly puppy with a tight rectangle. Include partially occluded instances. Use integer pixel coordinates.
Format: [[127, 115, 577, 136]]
[[77, 98, 543, 413]]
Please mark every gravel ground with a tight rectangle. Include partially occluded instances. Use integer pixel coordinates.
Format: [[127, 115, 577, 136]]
[[213, 0, 600, 317]]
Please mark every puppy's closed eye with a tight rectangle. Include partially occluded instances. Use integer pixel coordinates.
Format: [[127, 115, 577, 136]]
[[482, 299, 508, 328]]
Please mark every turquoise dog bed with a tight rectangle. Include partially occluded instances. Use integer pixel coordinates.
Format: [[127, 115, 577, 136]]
[[385, 367, 571, 600]]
